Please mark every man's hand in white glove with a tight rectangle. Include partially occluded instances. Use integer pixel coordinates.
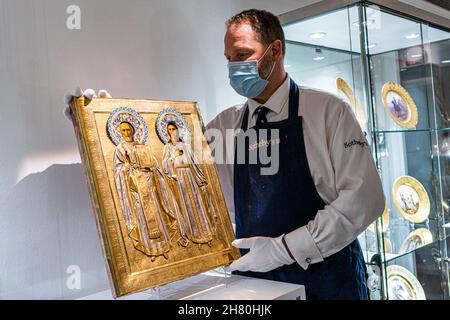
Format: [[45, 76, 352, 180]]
[[63, 88, 112, 120], [228, 235, 295, 273]]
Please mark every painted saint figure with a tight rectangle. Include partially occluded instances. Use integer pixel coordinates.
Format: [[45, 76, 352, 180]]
[[399, 191, 419, 215], [162, 121, 217, 247], [390, 96, 408, 121], [114, 121, 179, 261]]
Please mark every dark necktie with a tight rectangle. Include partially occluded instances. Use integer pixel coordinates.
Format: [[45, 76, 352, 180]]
[[254, 106, 269, 125]]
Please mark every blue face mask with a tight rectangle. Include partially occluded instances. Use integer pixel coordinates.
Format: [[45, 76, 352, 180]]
[[228, 44, 276, 98]]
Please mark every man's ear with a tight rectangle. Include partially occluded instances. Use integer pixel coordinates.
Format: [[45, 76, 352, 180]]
[[271, 40, 283, 60]]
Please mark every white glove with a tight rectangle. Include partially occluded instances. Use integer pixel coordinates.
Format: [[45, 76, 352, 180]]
[[63, 88, 112, 120], [228, 235, 295, 273]]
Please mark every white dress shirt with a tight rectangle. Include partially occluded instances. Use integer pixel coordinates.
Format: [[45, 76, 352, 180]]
[[206, 75, 385, 270]]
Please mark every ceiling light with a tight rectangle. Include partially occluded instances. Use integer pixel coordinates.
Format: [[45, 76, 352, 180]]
[[313, 56, 325, 61], [441, 60, 450, 64], [309, 32, 327, 39], [367, 43, 377, 49], [405, 33, 420, 39], [410, 54, 422, 58]]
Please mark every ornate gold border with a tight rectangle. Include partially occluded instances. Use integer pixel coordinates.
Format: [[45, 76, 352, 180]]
[[392, 175, 430, 224], [387, 265, 426, 300], [336, 77, 367, 126], [71, 96, 240, 297], [381, 82, 418, 128]]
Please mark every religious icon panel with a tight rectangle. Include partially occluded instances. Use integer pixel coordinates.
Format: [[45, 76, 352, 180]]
[[69, 96, 239, 297]]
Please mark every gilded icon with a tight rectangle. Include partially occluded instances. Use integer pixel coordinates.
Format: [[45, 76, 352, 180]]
[[381, 82, 418, 128], [387, 265, 426, 300], [392, 175, 430, 223], [69, 97, 239, 297]]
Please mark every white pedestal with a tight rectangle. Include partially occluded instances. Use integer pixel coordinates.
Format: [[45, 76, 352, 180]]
[[79, 270, 305, 300]]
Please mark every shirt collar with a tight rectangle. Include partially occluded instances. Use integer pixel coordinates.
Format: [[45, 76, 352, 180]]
[[247, 75, 290, 118]]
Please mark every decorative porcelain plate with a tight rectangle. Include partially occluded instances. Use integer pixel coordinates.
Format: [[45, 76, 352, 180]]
[[392, 175, 430, 223], [387, 265, 426, 300], [336, 77, 367, 126], [398, 228, 433, 255], [381, 82, 418, 128], [369, 237, 392, 254], [368, 202, 390, 233]]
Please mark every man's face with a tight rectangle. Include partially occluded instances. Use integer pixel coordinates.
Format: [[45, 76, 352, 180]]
[[224, 23, 272, 79], [119, 123, 135, 142]]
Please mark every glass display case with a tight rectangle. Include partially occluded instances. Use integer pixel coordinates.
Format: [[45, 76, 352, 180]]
[[281, 1, 450, 300]]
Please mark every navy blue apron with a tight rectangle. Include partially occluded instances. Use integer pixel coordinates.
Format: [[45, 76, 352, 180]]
[[233, 79, 368, 300]]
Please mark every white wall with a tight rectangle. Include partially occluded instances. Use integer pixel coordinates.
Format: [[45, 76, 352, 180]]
[[0, 0, 321, 299]]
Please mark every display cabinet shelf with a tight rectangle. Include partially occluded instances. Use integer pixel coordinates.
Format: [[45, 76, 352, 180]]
[[384, 239, 438, 264], [374, 128, 450, 134]]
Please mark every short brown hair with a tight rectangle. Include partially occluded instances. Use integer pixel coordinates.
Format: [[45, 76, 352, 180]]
[[226, 9, 286, 57]]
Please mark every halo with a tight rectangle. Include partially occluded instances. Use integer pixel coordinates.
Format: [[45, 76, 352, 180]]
[[392, 175, 430, 223], [156, 108, 191, 144], [107, 107, 148, 146], [381, 82, 418, 128]]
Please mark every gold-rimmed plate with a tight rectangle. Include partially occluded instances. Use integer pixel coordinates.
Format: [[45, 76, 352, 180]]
[[336, 77, 367, 126], [384, 237, 393, 254], [368, 237, 392, 254], [398, 228, 433, 255], [368, 202, 390, 233], [392, 175, 430, 223], [387, 265, 426, 300], [381, 82, 418, 128]]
